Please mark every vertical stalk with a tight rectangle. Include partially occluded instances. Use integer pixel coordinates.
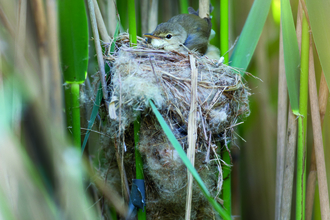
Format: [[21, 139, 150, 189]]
[[128, 0, 137, 45], [280, 2, 301, 219], [109, 206, 118, 220], [185, 55, 198, 220], [14, 0, 26, 137], [306, 72, 329, 220], [71, 83, 81, 148], [87, 0, 108, 101], [47, 0, 64, 131], [134, 114, 144, 179], [59, 0, 88, 149], [199, 0, 210, 18], [314, 184, 321, 220], [134, 114, 146, 219], [308, 39, 330, 220], [210, 0, 219, 48], [30, 0, 49, 107], [220, 0, 229, 63], [117, 0, 128, 30], [220, 0, 231, 216], [64, 86, 72, 134], [179, 0, 188, 14], [281, 104, 298, 220], [140, 0, 148, 34], [296, 6, 309, 220], [92, 0, 110, 43], [275, 23, 287, 220], [222, 150, 231, 215], [148, 0, 158, 33], [107, 0, 117, 36]]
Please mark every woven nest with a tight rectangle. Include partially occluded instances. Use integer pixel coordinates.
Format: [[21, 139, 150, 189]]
[[99, 33, 250, 219]]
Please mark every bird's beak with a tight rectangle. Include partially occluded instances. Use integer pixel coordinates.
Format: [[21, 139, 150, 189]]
[[143, 33, 162, 39]]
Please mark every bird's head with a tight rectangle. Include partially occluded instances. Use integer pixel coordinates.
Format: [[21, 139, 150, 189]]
[[144, 22, 187, 51]]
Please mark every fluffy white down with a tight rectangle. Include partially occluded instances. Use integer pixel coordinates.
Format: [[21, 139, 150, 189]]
[[121, 75, 166, 108], [209, 109, 228, 124]]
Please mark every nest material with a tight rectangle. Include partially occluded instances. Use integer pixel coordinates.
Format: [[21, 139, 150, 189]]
[[107, 34, 249, 133], [102, 33, 250, 219]]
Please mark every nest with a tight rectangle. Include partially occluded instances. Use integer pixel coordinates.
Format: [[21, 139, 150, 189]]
[[99, 33, 250, 219]]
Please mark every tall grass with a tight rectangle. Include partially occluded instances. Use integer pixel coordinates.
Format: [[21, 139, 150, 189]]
[[59, 0, 89, 148], [220, 0, 231, 215], [128, 0, 137, 45], [296, 7, 309, 219], [278, 0, 330, 219]]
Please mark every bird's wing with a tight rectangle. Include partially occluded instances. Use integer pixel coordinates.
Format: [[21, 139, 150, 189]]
[[187, 5, 214, 16], [188, 7, 199, 16], [184, 33, 209, 54]]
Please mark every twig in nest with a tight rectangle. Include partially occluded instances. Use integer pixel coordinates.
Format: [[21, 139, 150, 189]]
[[199, 106, 208, 141], [210, 143, 224, 197], [80, 127, 112, 138], [204, 131, 212, 163]]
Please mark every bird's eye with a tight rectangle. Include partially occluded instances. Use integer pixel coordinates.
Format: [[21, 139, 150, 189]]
[[166, 34, 172, 39]]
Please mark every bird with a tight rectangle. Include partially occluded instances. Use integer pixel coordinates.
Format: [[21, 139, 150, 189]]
[[144, 7, 212, 55]]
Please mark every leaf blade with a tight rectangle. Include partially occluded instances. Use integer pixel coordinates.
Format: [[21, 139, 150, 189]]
[[229, 0, 272, 72], [59, 0, 89, 83], [281, 0, 301, 114], [307, 0, 330, 90]]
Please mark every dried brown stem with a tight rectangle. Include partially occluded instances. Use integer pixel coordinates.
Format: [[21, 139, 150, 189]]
[[185, 55, 198, 220], [114, 138, 130, 202], [87, 0, 108, 101], [299, 0, 310, 28], [275, 23, 287, 220], [46, 0, 64, 130], [140, 0, 148, 34], [92, 0, 110, 43], [30, 0, 47, 47], [12, 0, 27, 137], [318, 73, 328, 123], [0, 6, 14, 36], [305, 169, 317, 220], [116, 71, 130, 202], [199, 0, 210, 18], [306, 71, 328, 220], [307, 38, 330, 219], [107, 0, 117, 36], [30, 0, 50, 107], [148, 0, 158, 33], [280, 2, 302, 219], [280, 105, 297, 220], [17, 0, 27, 53]]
